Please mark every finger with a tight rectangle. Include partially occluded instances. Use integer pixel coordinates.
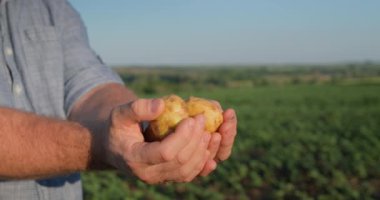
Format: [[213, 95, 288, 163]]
[[157, 118, 195, 162], [199, 159, 217, 177], [217, 109, 237, 161], [219, 123, 236, 147], [149, 134, 211, 183], [140, 132, 215, 182], [187, 150, 210, 181], [208, 133, 221, 160], [182, 134, 211, 182], [161, 132, 210, 182], [131, 117, 196, 164], [176, 115, 206, 164], [109, 99, 167, 171], [199, 133, 221, 177], [216, 146, 232, 162], [131, 116, 197, 164], [219, 109, 237, 146], [115, 98, 164, 126]]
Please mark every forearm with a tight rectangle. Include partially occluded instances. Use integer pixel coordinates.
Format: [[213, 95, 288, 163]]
[[69, 83, 136, 124], [68, 83, 137, 168], [0, 107, 92, 179]]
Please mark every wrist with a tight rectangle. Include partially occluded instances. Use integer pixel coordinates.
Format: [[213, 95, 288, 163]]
[[87, 124, 114, 170]]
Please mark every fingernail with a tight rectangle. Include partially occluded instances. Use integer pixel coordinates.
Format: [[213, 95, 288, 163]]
[[229, 110, 236, 120], [151, 99, 161, 113]]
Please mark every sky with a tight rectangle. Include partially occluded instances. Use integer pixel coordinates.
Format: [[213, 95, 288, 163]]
[[70, 0, 380, 66]]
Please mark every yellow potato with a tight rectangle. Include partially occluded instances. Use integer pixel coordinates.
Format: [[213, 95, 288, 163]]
[[145, 94, 223, 141], [186, 96, 223, 133], [145, 95, 188, 141]]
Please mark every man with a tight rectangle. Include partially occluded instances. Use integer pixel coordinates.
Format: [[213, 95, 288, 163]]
[[0, 0, 237, 199]]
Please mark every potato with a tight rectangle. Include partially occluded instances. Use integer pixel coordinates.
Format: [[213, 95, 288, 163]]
[[186, 96, 223, 133], [145, 95, 223, 141], [145, 95, 189, 141]]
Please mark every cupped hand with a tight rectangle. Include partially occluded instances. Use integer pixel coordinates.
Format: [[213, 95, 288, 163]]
[[103, 98, 211, 184]]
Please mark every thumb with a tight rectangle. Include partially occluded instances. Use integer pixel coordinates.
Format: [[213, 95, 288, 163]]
[[115, 98, 164, 126]]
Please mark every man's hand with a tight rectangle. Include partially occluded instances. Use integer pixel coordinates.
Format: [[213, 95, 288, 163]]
[[69, 83, 236, 182], [103, 99, 211, 184], [199, 101, 238, 176]]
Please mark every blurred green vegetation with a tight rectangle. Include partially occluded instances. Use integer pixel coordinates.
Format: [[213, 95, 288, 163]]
[[82, 63, 380, 200]]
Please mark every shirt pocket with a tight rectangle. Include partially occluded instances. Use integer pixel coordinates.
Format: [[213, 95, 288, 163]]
[[20, 26, 65, 117]]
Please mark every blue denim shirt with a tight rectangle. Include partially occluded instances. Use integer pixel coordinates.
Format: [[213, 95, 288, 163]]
[[0, 0, 123, 199]]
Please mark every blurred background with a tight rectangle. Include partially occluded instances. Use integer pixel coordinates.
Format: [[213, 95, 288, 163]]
[[71, 0, 380, 199]]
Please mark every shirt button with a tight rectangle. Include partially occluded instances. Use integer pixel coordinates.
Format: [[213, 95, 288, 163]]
[[13, 84, 22, 95], [5, 47, 13, 56]]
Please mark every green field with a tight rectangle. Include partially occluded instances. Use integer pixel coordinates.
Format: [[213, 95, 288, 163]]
[[82, 64, 380, 200]]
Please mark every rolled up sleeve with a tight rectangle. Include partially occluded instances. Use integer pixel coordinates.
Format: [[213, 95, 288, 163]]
[[57, 0, 124, 115]]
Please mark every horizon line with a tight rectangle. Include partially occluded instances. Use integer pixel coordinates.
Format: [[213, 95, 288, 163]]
[[109, 60, 380, 68]]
